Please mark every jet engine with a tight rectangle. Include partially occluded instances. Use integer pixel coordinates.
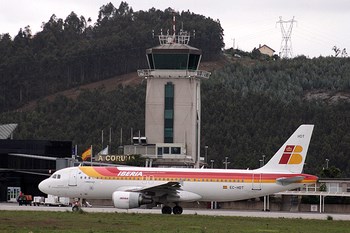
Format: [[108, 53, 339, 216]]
[[112, 191, 152, 209]]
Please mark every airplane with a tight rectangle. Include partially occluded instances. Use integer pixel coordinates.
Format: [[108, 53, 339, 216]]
[[39, 124, 318, 214]]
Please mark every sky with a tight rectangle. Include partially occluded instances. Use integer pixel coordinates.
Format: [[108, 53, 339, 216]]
[[0, 0, 349, 58]]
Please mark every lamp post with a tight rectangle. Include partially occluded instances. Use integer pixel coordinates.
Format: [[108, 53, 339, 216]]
[[205, 145, 208, 164], [210, 159, 214, 169], [262, 154, 266, 166], [223, 157, 230, 169], [325, 159, 329, 169]]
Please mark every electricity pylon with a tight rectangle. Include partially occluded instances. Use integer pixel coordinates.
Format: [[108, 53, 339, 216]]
[[276, 16, 297, 58]]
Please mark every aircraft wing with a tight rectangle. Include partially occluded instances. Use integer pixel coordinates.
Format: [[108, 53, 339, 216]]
[[276, 176, 305, 186], [119, 182, 181, 195], [115, 181, 201, 203]]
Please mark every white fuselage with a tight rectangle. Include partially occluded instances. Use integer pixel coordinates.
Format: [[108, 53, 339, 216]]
[[39, 166, 317, 202]]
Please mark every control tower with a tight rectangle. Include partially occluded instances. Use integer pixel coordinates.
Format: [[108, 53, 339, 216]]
[[135, 16, 211, 167]]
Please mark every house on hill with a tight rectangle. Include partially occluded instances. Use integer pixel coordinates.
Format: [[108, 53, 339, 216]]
[[258, 44, 275, 57]]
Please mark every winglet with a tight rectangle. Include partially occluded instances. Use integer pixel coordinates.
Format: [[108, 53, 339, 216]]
[[258, 125, 314, 173]]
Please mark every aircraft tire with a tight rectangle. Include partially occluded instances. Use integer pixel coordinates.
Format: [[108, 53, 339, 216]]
[[172, 205, 183, 215], [161, 205, 172, 214]]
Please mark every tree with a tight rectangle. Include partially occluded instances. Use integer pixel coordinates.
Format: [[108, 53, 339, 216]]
[[320, 166, 341, 178]]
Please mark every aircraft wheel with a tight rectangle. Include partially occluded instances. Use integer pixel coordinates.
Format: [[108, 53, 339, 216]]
[[161, 205, 172, 214], [172, 205, 183, 215], [72, 205, 80, 212]]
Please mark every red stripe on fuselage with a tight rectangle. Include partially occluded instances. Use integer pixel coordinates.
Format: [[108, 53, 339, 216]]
[[83, 167, 317, 183]]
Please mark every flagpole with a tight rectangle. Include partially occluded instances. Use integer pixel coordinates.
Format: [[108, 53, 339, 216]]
[[102, 130, 104, 148], [109, 127, 112, 153], [75, 144, 78, 160]]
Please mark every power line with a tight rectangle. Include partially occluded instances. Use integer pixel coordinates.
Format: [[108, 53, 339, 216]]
[[276, 16, 297, 58]]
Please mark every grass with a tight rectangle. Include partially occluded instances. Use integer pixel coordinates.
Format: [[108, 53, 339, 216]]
[[0, 211, 349, 233]]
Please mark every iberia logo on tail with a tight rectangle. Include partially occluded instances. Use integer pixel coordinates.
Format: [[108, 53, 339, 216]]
[[279, 145, 303, 164]]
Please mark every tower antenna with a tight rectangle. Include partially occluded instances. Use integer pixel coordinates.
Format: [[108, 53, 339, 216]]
[[276, 16, 297, 58], [153, 10, 193, 45]]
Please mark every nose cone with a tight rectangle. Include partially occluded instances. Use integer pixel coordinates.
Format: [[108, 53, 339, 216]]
[[38, 179, 49, 194]]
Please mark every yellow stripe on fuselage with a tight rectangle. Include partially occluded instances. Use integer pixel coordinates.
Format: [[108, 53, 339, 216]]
[[79, 167, 102, 177]]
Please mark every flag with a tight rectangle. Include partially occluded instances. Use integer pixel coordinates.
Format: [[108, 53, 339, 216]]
[[82, 146, 92, 161], [98, 145, 109, 155]]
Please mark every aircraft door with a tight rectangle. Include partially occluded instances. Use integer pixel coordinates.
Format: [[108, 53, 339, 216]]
[[68, 169, 78, 186], [252, 173, 262, 190]]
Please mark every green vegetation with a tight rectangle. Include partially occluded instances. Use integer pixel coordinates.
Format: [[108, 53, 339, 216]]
[[0, 2, 224, 112], [3, 56, 350, 177], [200, 56, 350, 176], [1, 3, 350, 178], [0, 211, 349, 233]]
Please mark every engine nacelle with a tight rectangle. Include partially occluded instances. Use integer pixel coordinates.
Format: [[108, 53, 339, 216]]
[[112, 191, 152, 209]]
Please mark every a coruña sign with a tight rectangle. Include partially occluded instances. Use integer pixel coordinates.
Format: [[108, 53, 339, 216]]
[[97, 155, 135, 163]]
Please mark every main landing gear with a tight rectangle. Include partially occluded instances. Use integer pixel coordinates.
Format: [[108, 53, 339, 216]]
[[161, 205, 183, 215]]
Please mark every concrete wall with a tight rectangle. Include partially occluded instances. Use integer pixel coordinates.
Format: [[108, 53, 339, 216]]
[[145, 77, 201, 162]]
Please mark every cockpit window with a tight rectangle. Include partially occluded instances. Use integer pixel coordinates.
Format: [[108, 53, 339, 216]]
[[51, 174, 61, 179]]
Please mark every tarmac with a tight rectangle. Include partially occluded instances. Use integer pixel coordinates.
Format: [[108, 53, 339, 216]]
[[1, 202, 349, 221]]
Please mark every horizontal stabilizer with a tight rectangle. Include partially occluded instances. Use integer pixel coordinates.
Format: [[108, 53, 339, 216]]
[[276, 176, 305, 186]]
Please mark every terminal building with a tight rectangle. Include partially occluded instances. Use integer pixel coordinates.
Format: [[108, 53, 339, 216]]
[[0, 124, 72, 202], [124, 21, 211, 167]]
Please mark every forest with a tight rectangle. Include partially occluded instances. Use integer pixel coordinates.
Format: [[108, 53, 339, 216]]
[[1, 3, 350, 177], [1, 55, 350, 177], [0, 2, 223, 112]]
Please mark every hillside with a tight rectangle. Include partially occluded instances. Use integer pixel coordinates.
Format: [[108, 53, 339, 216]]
[[17, 58, 229, 112], [2, 55, 350, 177], [0, 2, 224, 112]]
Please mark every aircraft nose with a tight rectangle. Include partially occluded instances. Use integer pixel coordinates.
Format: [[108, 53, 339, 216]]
[[38, 179, 49, 194]]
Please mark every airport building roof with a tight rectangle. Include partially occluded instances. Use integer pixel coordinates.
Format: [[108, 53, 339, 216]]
[[146, 43, 201, 55], [0, 124, 17, 139]]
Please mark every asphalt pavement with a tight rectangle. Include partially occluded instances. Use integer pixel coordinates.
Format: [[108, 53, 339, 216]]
[[1, 202, 349, 221]]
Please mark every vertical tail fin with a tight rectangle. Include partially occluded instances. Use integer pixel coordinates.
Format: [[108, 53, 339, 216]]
[[259, 125, 314, 173]]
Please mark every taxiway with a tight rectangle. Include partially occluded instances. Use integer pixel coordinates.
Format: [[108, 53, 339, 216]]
[[1, 203, 349, 221]]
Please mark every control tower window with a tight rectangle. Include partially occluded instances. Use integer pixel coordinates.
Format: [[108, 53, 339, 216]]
[[188, 54, 200, 70], [154, 54, 188, 70], [164, 82, 174, 143], [147, 54, 155, 69]]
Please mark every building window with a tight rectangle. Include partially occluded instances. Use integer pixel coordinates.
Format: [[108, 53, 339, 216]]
[[188, 54, 200, 70], [171, 147, 181, 154], [157, 147, 163, 155], [153, 54, 188, 69], [147, 54, 155, 69], [164, 82, 174, 143], [163, 147, 170, 154]]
